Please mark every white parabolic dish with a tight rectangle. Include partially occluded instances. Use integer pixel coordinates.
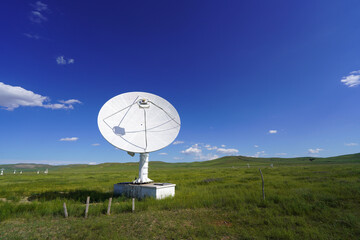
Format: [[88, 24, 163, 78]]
[[97, 92, 181, 153]]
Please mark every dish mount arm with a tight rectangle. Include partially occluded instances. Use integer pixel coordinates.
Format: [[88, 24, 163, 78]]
[[133, 153, 153, 184]]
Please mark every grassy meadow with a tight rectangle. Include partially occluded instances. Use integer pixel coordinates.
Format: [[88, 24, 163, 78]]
[[0, 154, 360, 239]]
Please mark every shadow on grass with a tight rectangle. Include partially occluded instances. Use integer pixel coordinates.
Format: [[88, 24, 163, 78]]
[[28, 190, 113, 203]]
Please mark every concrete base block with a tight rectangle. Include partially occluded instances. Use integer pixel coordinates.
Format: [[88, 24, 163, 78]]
[[114, 182, 176, 200]]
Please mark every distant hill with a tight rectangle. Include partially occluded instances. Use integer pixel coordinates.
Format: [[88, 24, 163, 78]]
[[1, 153, 359, 171], [195, 152, 360, 167]]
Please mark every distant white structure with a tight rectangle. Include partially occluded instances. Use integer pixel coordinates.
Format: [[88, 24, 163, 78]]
[[0, 170, 3, 176], [247, 163, 250, 168], [37, 170, 40, 174], [13, 170, 16, 174], [20, 171, 23, 174], [270, 163, 273, 168], [44, 169, 48, 174]]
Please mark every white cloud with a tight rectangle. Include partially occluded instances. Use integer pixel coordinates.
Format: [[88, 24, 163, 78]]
[[345, 143, 358, 146], [56, 56, 66, 65], [216, 148, 239, 155], [181, 144, 203, 159], [341, 71, 360, 87], [254, 145, 259, 148], [56, 56, 75, 65], [253, 151, 266, 158], [181, 144, 222, 160], [221, 144, 226, 147], [0, 82, 80, 111], [59, 137, 79, 142], [308, 148, 323, 154], [181, 146, 201, 154], [269, 130, 277, 134], [88, 162, 97, 165], [24, 33, 40, 40], [159, 152, 168, 155], [275, 153, 287, 156], [92, 143, 100, 146], [0, 82, 46, 110], [173, 157, 183, 160], [173, 141, 184, 145]]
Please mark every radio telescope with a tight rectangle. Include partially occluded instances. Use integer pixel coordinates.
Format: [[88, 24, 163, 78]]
[[98, 92, 181, 184]]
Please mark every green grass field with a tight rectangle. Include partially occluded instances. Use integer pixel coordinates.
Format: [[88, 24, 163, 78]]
[[0, 154, 360, 239]]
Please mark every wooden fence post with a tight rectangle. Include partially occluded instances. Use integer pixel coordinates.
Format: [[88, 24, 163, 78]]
[[85, 196, 90, 218], [132, 198, 135, 212], [63, 202, 68, 218], [107, 197, 112, 215], [259, 169, 265, 200]]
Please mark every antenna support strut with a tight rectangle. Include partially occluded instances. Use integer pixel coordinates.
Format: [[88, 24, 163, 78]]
[[134, 153, 153, 184]]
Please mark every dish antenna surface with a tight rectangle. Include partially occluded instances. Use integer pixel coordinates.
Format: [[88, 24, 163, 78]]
[[98, 92, 181, 183]]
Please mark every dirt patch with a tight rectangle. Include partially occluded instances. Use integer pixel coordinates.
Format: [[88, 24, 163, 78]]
[[19, 197, 31, 203], [213, 220, 232, 227]]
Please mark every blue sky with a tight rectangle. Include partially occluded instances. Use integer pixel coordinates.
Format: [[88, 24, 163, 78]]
[[1, 0, 360, 165]]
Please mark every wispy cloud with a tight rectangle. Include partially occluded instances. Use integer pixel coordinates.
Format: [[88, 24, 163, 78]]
[[159, 152, 168, 155], [269, 130, 277, 134], [92, 143, 100, 146], [43, 103, 76, 110], [341, 70, 360, 87], [221, 144, 226, 147], [29, 1, 48, 24], [205, 144, 218, 150], [31, 1, 48, 11], [173, 140, 184, 145], [30, 11, 47, 23], [59, 99, 81, 104], [56, 56, 75, 65], [254, 145, 259, 148], [173, 157, 183, 160], [216, 148, 239, 155], [275, 153, 287, 156], [59, 137, 79, 142], [200, 153, 219, 160], [308, 148, 323, 154], [23, 33, 40, 40], [0, 82, 81, 110], [345, 142, 358, 146]]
